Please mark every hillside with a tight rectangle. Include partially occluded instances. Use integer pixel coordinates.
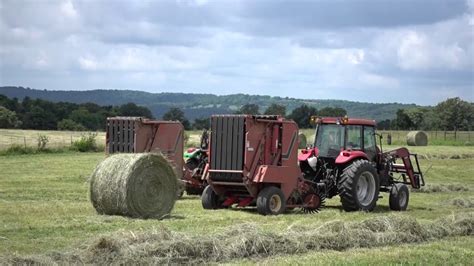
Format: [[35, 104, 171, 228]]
[[0, 86, 418, 121]]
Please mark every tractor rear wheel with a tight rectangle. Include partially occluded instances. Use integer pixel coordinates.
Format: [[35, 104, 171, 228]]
[[389, 183, 409, 211], [338, 160, 380, 212], [201, 185, 220, 209], [257, 186, 286, 215]]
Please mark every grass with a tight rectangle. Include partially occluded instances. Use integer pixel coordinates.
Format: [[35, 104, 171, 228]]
[[0, 145, 473, 263], [0, 129, 106, 150]]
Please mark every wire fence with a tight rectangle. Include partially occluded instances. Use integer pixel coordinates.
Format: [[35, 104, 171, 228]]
[[378, 130, 473, 145], [0, 129, 106, 150], [0, 129, 472, 151]]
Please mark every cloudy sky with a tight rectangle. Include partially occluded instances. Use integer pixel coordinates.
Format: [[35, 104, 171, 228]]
[[0, 0, 473, 104]]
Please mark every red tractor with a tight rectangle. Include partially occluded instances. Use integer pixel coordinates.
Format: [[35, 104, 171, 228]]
[[201, 115, 424, 215]]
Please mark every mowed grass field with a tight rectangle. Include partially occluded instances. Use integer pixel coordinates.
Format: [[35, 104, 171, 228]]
[[0, 144, 473, 264], [0, 129, 106, 150]]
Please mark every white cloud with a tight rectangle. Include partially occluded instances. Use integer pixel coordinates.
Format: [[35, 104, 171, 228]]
[[0, 0, 472, 104], [60, 0, 78, 19], [78, 56, 98, 71]]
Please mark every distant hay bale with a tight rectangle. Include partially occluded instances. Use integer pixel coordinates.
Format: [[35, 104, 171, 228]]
[[406, 131, 428, 146], [298, 133, 307, 149], [90, 153, 178, 219]]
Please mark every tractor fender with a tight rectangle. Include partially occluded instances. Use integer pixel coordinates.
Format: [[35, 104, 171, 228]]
[[298, 147, 319, 161], [335, 150, 369, 165]]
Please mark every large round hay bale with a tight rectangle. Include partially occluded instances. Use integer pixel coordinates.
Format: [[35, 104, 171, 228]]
[[298, 133, 307, 149], [90, 153, 178, 219], [406, 131, 428, 146]]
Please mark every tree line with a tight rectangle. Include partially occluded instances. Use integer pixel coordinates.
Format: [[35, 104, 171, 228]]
[[162, 103, 348, 130], [0, 95, 153, 131], [377, 97, 473, 133], [1, 94, 472, 131]]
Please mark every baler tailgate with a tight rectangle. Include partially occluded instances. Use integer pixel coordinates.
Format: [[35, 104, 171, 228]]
[[106, 117, 137, 154], [210, 116, 245, 182]]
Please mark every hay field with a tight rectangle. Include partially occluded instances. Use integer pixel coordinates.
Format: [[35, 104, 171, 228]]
[[0, 129, 106, 150], [0, 145, 473, 264]]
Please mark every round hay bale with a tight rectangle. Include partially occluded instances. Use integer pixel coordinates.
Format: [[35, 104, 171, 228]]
[[90, 153, 178, 219], [298, 133, 307, 149], [406, 131, 428, 146]]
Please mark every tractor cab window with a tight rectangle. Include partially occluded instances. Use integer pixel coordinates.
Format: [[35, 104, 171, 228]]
[[364, 126, 376, 161], [315, 124, 344, 158], [345, 125, 362, 150]]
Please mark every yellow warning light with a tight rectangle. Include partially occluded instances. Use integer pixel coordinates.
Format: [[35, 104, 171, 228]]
[[310, 116, 320, 125], [341, 115, 349, 124]]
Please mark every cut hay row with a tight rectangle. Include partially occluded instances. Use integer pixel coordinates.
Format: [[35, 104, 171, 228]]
[[413, 183, 470, 193], [6, 212, 473, 264], [416, 153, 474, 160], [451, 198, 474, 208]]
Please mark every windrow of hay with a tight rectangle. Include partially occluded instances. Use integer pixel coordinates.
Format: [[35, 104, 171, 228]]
[[407, 131, 428, 146], [413, 183, 470, 193], [451, 198, 474, 208], [90, 153, 178, 219], [6, 213, 473, 264], [298, 133, 307, 149], [416, 153, 474, 160]]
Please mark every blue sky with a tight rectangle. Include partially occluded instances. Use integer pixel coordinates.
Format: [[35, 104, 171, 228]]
[[0, 0, 473, 105]]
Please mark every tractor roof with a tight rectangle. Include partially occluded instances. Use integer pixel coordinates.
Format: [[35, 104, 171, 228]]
[[318, 117, 376, 126]]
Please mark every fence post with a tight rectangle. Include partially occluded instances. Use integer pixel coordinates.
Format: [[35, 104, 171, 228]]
[[24, 137, 27, 148]]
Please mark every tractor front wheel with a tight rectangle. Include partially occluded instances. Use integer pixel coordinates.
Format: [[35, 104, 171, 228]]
[[201, 185, 220, 209], [389, 183, 409, 211], [338, 160, 380, 212], [257, 186, 286, 215]]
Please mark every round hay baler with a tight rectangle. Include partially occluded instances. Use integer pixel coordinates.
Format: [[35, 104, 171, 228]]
[[89, 117, 193, 219]]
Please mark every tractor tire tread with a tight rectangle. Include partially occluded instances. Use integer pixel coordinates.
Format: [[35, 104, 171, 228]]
[[338, 159, 379, 212]]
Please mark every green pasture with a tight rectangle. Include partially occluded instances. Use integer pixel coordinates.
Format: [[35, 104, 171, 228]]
[[0, 144, 473, 264]]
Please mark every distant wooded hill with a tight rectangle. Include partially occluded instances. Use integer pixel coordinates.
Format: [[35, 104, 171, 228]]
[[0, 86, 418, 122]]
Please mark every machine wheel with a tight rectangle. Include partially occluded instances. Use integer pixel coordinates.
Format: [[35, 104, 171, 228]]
[[201, 185, 220, 209], [338, 160, 380, 212], [256, 186, 286, 215], [389, 183, 409, 211]]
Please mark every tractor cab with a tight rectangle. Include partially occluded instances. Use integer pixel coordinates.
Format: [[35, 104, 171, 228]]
[[312, 117, 377, 162]]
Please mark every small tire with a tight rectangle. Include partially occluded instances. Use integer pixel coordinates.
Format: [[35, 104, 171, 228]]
[[256, 186, 286, 215], [389, 183, 409, 211], [201, 185, 220, 209], [338, 160, 380, 212]]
